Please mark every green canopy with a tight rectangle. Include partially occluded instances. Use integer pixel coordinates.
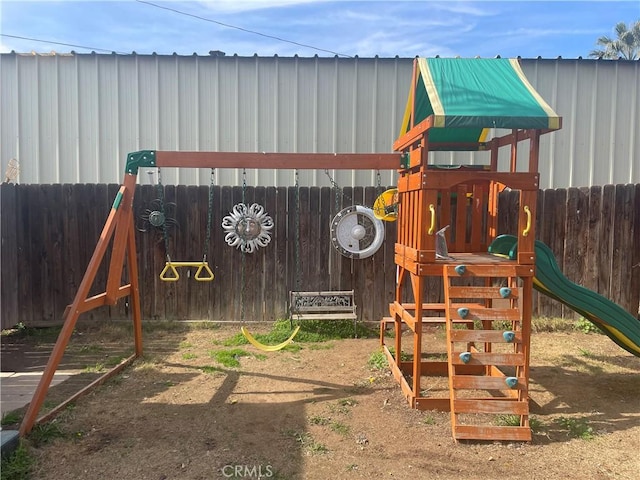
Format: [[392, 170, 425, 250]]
[[400, 58, 561, 150]]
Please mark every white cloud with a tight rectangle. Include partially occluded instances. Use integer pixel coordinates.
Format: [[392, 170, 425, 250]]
[[197, 0, 327, 14], [352, 30, 457, 58]]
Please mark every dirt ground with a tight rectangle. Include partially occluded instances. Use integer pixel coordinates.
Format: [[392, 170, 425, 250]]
[[2, 320, 640, 480]]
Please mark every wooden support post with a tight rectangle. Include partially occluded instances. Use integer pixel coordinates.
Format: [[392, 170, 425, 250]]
[[126, 210, 143, 356], [19, 176, 141, 436], [106, 175, 136, 304], [518, 276, 533, 404], [394, 267, 406, 364], [517, 189, 538, 264], [410, 273, 424, 401], [510, 129, 518, 172], [528, 129, 540, 173]]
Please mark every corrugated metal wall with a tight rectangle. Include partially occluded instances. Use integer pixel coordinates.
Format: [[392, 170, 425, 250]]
[[1, 53, 638, 188]]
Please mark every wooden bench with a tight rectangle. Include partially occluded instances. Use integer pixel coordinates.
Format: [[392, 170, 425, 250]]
[[289, 290, 358, 334]]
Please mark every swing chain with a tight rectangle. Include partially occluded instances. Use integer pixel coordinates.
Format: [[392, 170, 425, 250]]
[[375, 169, 388, 214], [240, 243, 246, 322], [324, 169, 342, 214], [156, 168, 171, 262], [240, 168, 247, 322], [203, 168, 215, 263], [242, 168, 247, 205], [294, 170, 302, 291]]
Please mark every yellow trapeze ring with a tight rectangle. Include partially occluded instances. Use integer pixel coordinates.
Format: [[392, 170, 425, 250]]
[[241, 326, 301, 352]]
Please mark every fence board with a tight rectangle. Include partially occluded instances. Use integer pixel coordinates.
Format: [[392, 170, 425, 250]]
[[308, 187, 323, 291], [563, 187, 589, 319], [44, 184, 64, 323], [210, 185, 223, 320], [28, 186, 46, 324], [218, 186, 234, 320], [632, 184, 640, 318], [287, 186, 299, 297], [262, 186, 277, 321], [298, 186, 312, 291], [231, 185, 245, 321], [339, 187, 356, 291], [366, 186, 386, 322], [188, 185, 208, 319], [273, 186, 288, 320], [244, 186, 264, 322], [598, 185, 615, 301], [1, 183, 638, 328], [319, 186, 332, 292], [584, 186, 602, 294], [550, 188, 567, 318], [134, 184, 155, 320], [611, 185, 635, 313], [1, 184, 18, 329]]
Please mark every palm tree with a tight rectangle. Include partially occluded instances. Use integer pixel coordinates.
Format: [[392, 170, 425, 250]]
[[589, 20, 640, 60]]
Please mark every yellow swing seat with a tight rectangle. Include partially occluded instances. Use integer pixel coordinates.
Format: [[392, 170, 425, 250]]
[[241, 326, 301, 352]]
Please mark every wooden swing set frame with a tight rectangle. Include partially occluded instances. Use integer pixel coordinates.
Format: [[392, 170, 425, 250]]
[[19, 150, 400, 436], [20, 57, 562, 442]]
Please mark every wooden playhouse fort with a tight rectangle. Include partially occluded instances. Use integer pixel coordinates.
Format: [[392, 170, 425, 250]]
[[380, 57, 562, 442], [383, 59, 640, 441]]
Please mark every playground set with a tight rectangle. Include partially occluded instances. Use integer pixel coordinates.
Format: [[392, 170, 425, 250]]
[[16, 57, 640, 443]]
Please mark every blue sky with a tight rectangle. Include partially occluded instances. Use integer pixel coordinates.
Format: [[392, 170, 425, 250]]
[[1, 1, 638, 58]]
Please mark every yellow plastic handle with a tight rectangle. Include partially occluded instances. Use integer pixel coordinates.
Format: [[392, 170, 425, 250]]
[[160, 262, 180, 282], [522, 206, 531, 237], [428, 204, 436, 235], [194, 262, 215, 281]]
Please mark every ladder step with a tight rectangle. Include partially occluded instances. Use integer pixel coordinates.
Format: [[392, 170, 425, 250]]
[[453, 399, 529, 415], [450, 330, 522, 343], [451, 352, 525, 366], [455, 425, 531, 441], [448, 307, 521, 321], [452, 375, 526, 390], [446, 265, 524, 277], [448, 286, 519, 299]]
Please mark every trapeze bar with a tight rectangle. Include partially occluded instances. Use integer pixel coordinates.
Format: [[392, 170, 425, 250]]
[[159, 261, 214, 282], [153, 151, 402, 170]]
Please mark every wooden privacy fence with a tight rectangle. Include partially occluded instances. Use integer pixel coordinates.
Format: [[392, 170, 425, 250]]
[[1, 183, 639, 329]]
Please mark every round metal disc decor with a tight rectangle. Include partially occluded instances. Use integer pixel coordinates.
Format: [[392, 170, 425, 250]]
[[222, 203, 274, 253], [330, 205, 385, 259]]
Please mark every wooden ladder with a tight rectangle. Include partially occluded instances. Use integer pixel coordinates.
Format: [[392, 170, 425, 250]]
[[443, 264, 532, 442]]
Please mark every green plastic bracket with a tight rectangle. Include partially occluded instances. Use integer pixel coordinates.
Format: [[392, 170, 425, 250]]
[[400, 153, 409, 169], [111, 191, 123, 210], [125, 150, 157, 175]]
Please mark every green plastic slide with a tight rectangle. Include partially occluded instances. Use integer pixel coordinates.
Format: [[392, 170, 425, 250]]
[[488, 235, 640, 357]]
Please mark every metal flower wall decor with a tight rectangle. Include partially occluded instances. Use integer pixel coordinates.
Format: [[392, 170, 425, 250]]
[[222, 203, 274, 253]]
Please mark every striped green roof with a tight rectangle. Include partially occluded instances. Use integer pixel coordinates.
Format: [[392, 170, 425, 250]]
[[400, 58, 561, 150]]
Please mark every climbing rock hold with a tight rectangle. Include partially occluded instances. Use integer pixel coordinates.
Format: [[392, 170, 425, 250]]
[[457, 307, 469, 319], [505, 377, 518, 388], [459, 352, 471, 364], [454, 265, 466, 275], [503, 331, 515, 343], [499, 287, 512, 298]]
